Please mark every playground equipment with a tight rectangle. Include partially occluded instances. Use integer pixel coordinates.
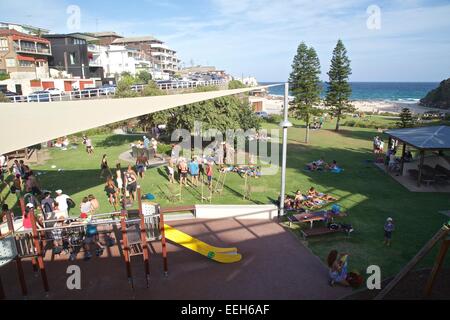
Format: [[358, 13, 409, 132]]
[[144, 202, 241, 263], [374, 222, 450, 300], [213, 169, 228, 195], [243, 172, 252, 201]]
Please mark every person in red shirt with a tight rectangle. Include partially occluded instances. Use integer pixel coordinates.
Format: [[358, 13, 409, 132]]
[[23, 203, 35, 230], [206, 162, 213, 189]]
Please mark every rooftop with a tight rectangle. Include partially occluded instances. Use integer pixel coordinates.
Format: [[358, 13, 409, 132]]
[[0, 29, 50, 43], [112, 35, 162, 44], [87, 31, 123, 38], [386, 126, 450, 150]]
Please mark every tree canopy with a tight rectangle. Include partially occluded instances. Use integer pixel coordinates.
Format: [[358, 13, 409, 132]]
[[325, 39, 354, 131], [289, 42, 322, 143]]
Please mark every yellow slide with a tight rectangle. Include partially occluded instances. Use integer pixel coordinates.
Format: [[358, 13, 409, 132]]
[[164, 224, 242, 264]]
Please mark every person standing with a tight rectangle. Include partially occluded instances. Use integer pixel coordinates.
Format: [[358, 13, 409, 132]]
[[84, 136, 94, 155], [384, 218, 395, 247], [100, 154, 112, 179], [55, 190, 70, 219], [189, 158, 200, 187], [206, 162, 214, 189], [40, 192, 55, 224], [151, 138, 158, 159], [167, 160, 175, 184], [1, 204, 14, 224], [116, 163, 123, 193], [178, 160, 188, 186], [125, 165, 138, 202], [136, 152, 149, 179]]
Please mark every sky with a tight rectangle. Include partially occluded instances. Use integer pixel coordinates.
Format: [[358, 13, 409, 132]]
[[1, 0, 449, 82]]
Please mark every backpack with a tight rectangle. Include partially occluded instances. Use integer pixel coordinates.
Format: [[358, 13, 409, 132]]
[[67, 198, 76, 209]]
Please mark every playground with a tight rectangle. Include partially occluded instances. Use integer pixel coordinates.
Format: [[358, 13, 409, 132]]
[[0, 212, 350, 300], [1, 115, 450, 299]]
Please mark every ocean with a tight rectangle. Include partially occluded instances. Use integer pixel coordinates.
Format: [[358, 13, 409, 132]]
[[261, 82, 440, 103]]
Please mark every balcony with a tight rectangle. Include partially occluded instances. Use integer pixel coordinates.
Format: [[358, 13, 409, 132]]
[[14, 43, 52, 56]]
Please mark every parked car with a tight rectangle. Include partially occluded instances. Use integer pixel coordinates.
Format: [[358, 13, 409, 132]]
[[70, 88, 100, 99], [99, 84, 116, 95], [45, 88, 66, 96], [255, 111, 269, 119], [27, 91, 51, 102]]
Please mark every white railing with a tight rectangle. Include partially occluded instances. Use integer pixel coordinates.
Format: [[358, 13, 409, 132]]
[[6, 80, 228, 104]]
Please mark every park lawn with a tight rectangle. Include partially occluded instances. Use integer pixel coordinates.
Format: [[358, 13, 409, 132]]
[[3, 115, 449, 280]]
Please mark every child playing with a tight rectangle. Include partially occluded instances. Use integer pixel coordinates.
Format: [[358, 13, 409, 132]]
[[167, 160, 175, 184], [384, 218, 395, 247]]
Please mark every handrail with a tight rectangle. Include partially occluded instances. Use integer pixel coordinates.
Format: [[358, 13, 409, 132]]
[[6, 79, 229, 104]]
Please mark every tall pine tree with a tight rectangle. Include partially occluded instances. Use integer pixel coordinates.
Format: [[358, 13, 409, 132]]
[[326, 40, 354, 131], [289, 42, 322, 143]]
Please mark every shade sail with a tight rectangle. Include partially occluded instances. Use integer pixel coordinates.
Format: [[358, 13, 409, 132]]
[[385, 126, 450, 150], [0, 85, 279, 155]]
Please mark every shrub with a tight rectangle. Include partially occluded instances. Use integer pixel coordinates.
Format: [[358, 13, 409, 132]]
[[141, 81, 166, 97], [0, 92, 10, 103]]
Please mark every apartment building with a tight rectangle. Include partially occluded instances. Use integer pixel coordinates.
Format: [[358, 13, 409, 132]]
[[0, 22, 49, 36], [112, 36, 180, 78], [43, 33, 94, 79], [0, 29, 51, 84]]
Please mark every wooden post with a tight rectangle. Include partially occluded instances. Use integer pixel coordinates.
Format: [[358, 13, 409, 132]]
[[5, 210, 28, 297], [120, 216, 133, 289], [29, 208, 49, 293], [399, 143, 407, 176], [424, 239, 450, 297], [417, 150, 425, 187], [158, 205, 169, 277], [375, 225, 450, 300], [137, 187, 150, 288]]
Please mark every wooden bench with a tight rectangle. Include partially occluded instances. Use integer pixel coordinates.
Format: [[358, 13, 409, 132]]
[[287, 211, 347, 229], [300, 227, 344, 239]]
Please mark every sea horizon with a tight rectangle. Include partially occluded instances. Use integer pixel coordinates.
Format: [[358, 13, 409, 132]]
[[260, 81, 440, 103]]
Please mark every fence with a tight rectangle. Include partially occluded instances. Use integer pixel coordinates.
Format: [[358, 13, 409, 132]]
[[7, 80, 228, 104]]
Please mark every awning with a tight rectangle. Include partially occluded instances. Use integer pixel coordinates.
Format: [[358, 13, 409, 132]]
[[16, 55, 35, 62], [0, 85, 280, 155]]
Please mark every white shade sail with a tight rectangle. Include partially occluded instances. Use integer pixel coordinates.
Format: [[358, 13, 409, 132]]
[[0, 85, 278, 155]]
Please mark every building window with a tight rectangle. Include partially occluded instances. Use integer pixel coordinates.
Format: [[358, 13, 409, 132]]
[[69, 53, 76, 65], [19, 60, 34, 68], [6, 58, 16, 67], [0, 39, 8, 51], [73, 38, 86, 45]]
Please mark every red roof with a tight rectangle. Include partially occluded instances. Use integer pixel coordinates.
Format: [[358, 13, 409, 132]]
[[0, 29, 50, 44]]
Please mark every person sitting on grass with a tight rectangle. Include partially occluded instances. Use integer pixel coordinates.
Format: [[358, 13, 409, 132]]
[[284, 196, 294, 211], [294, 191, 308, 209], [384, 217, 395, 247], [308, 187, 337, 202], [327, 160, 338, 170], [327, 250, 351, 287]]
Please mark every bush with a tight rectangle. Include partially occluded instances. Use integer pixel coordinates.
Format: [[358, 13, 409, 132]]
[[141, 81, 166, 97], [228, 80, 246, 90], [0, 72, 10, 81], [0, 92, 10, 103]]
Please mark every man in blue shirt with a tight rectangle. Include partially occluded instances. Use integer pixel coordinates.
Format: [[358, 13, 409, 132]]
[[188, 158, 200, 187]]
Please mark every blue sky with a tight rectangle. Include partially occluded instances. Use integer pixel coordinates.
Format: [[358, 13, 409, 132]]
[[1, 0, 450, 82]]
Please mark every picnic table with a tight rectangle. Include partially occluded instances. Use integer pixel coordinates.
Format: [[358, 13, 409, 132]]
[[287, 210, 347, 229]]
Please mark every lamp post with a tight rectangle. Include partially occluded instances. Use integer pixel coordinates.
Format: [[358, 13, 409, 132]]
[[279, 82, 293, 219]]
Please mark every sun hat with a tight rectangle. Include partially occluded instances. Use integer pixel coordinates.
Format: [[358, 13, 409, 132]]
[[26, 203, 34, 208], [56, 190, 63, 194], [387, 217, 393, 222]]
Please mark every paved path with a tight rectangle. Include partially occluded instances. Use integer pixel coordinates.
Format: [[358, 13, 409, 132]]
[[1, 219, 350, 300]]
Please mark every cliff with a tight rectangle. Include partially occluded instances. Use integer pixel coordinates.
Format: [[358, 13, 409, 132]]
[[420, 78, 450, 109]]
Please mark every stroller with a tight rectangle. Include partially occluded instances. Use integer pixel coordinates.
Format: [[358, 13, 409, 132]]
[[65, 226, 86, 261]]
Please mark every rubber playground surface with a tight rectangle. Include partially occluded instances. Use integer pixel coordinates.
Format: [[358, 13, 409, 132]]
[[1, 219, 350, 300]]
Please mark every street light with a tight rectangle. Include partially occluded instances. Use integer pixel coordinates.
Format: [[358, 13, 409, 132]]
[[279, 82, 293, 219]]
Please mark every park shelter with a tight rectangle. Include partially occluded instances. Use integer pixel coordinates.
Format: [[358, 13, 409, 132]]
[[385, 126, 450, 187]]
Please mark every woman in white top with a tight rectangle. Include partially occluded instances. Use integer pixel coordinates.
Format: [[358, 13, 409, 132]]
[[116, 163, 123, 191]]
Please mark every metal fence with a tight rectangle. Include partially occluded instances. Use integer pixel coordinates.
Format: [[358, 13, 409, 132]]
[[7, 80, 228, 104]]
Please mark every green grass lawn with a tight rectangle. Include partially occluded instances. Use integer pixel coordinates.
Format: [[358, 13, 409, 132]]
[[2, 115, 449, 280]]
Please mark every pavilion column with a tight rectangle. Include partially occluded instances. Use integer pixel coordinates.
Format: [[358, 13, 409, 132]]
[[400, 143, 407, 176], [417, 150, 425, 187]]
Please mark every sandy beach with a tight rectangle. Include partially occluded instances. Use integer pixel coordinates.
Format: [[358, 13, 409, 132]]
[[266, 95, 448, 115]]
